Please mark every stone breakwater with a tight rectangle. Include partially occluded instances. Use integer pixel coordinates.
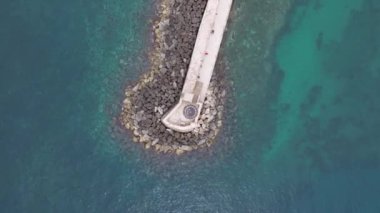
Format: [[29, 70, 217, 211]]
[[120, 0, 228, 155]]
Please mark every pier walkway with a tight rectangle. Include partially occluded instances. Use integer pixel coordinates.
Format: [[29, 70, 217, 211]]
[[162, 0, 233, 132]]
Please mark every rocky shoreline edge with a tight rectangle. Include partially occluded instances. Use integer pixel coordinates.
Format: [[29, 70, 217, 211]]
[[120, 0, 229, 155]]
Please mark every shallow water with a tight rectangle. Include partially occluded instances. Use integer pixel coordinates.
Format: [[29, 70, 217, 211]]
[[1, 0, 380, 212]]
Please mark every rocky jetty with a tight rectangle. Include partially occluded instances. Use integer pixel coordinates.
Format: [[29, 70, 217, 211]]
[[120, 0, 228, 155]]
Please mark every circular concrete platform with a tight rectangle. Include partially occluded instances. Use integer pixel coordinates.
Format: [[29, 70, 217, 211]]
[[183, 105, 198, 119]]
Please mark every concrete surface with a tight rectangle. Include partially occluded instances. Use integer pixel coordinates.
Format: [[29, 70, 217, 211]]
[[162, 0, 233, 132]]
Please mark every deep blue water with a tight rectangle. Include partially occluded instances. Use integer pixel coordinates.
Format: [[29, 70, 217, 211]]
[[1, 0, 380, 212]]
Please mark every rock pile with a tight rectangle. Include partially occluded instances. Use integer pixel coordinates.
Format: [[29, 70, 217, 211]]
[[120, 0, 228, 155]]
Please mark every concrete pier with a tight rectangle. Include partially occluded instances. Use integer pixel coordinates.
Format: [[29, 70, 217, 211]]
[[162, 0, 233, 132]]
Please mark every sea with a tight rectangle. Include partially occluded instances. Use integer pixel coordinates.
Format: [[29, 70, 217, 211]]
[[1, 0, 379, 212]]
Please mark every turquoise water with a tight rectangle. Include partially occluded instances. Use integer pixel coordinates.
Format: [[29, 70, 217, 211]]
[[1, 0, 380, 212]]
